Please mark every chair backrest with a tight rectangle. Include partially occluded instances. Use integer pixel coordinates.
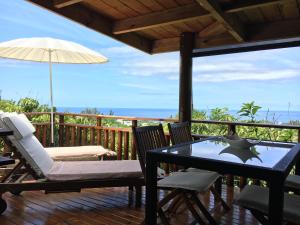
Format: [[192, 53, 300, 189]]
[[0, 113, 54, 177], [168, 122, 193, 145], [132, 124, 167, 176]]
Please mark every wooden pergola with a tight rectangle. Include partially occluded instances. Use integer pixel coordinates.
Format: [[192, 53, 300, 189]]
[[27, 0, 300, 123]]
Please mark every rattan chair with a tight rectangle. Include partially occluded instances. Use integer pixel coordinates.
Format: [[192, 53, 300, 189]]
[[133, 124, 221, 225]]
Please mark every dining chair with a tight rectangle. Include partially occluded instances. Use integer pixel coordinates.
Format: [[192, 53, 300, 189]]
[[133, 124, 221, 225], [167, 122, 230, 212], [234, 185, 300, 225]]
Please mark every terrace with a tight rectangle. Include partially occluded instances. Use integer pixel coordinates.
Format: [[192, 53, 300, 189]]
[[1, 0, 300, 224]]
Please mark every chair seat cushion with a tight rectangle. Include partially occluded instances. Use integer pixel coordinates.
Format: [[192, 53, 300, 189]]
[[285, 175, 300, 190], [234, 185, 300, 224], [45, 160, 143, 181], [158, 171, 219, 192], [45, 145, 116, 161]]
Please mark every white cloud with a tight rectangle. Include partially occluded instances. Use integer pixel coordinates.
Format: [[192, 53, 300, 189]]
[[120, 83, 160, 91], [193, 69, 299, 82], [111, 47, 300, 82]]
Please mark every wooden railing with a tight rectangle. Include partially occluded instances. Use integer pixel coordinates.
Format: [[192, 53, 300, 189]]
[[25, 112, 176, 161], [24, 112, 300, 188]]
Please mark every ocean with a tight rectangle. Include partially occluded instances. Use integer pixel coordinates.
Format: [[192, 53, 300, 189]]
[[57, 107, 300, 123]]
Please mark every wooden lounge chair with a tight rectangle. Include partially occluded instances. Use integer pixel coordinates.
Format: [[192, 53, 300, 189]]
[[234, 185, 300, 225], [0, 113, 144, 214], [133, 124, 222, 225]]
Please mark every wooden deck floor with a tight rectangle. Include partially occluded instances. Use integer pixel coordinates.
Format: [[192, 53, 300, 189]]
[[0, 186, 260, 225]]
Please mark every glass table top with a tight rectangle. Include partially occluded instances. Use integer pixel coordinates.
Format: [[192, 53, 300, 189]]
[[161, 137, 292, 168]]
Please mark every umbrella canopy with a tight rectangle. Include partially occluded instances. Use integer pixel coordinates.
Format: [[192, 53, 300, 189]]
[[0, 37, 108, 145]]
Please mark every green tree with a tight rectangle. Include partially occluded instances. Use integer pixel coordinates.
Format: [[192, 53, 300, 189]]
[[18, 97, 39, 112]]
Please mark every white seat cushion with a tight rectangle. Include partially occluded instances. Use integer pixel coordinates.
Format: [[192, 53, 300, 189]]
[[234, 185, 300, 224], [285, 175, 300, 190], [45, 160, 143, 181], [45, 145, 116, 161], [158, 171, 219, 192], [2, 113, 35, 139]]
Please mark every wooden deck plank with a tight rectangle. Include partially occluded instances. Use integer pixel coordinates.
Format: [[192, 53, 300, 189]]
[[2, 186, 260, 225]]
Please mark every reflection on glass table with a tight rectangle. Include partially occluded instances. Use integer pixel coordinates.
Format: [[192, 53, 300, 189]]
[[163, 137, 291, 168], [219, 146, 262, 163]]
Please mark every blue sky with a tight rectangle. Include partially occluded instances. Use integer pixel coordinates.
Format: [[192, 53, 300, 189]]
[[0, 1, 299, 111]]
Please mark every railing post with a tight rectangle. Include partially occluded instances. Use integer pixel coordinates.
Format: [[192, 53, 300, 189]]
[[97, 117, 102, 127], [295, 129, 300, 179], [58, 114, 64, 147], [227, 124, 236, 136], [131, 120, 138, 160]]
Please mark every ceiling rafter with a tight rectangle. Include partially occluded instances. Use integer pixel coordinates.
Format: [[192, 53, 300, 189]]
[[53, 0, 83, 8], [113, 3, 209, 34], [224, 0, 293, 13], [195, 0, 245, 42]]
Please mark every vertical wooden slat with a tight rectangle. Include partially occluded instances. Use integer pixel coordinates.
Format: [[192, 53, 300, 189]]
[[117, 131, 123, 160], [82, 128, 87, 145], [131, 120, 138, 160], [90, 128, 95, 145], [71, 126, 76, 146], [77, 127, 82, 146], [104, 129, 109, 148], [35, 125, 41, 142], [124, 131, 129, 160], [110, 130, 116, 152], [42, 125, 47, 147], [96, 128, 101, 145], [239, 177, 247, 189], [58, 114, 64, 146], [65, 126, 70, 146], [226, 175, 234, 187]]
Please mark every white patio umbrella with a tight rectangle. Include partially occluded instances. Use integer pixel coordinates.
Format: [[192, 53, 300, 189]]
[[0, 37, 108, 145]]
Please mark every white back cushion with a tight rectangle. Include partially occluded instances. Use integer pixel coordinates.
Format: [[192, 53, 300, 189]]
[[1, 113, 53, 176], [17, 135, 54, 175], [3, 114, 36, 139]]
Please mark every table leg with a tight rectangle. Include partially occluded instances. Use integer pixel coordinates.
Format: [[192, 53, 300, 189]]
[[295, 159, 300, 195], [269, 176, 284, 225], [145, 154, 157, 225]]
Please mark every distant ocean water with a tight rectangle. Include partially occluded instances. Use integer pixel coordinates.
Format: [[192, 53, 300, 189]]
[[57, 107, 300, 123]]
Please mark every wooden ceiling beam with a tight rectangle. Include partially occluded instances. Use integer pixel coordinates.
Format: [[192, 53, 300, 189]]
[[152, 34, 235, 54], [113, 3, 209, 34], [26, 0, 152, 53], [224, 0, 292, 13], [53, 0, 83, 9], [193, 18, 300, 56], [195, 0, 245, 42]]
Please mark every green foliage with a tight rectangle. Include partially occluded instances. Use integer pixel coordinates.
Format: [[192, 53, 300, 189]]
[[0, 98, 298, 143], [238, 101, 262, 122], [18, 98, 39, 112]]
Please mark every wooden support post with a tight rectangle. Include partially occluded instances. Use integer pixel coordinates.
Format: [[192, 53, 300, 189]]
[[179, 32, 195, 124], [58, 114, 64, 147], [131, 120, 138, 160]]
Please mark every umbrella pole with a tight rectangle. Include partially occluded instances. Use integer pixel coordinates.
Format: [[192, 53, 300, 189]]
[[49, 50, 54, 146]]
